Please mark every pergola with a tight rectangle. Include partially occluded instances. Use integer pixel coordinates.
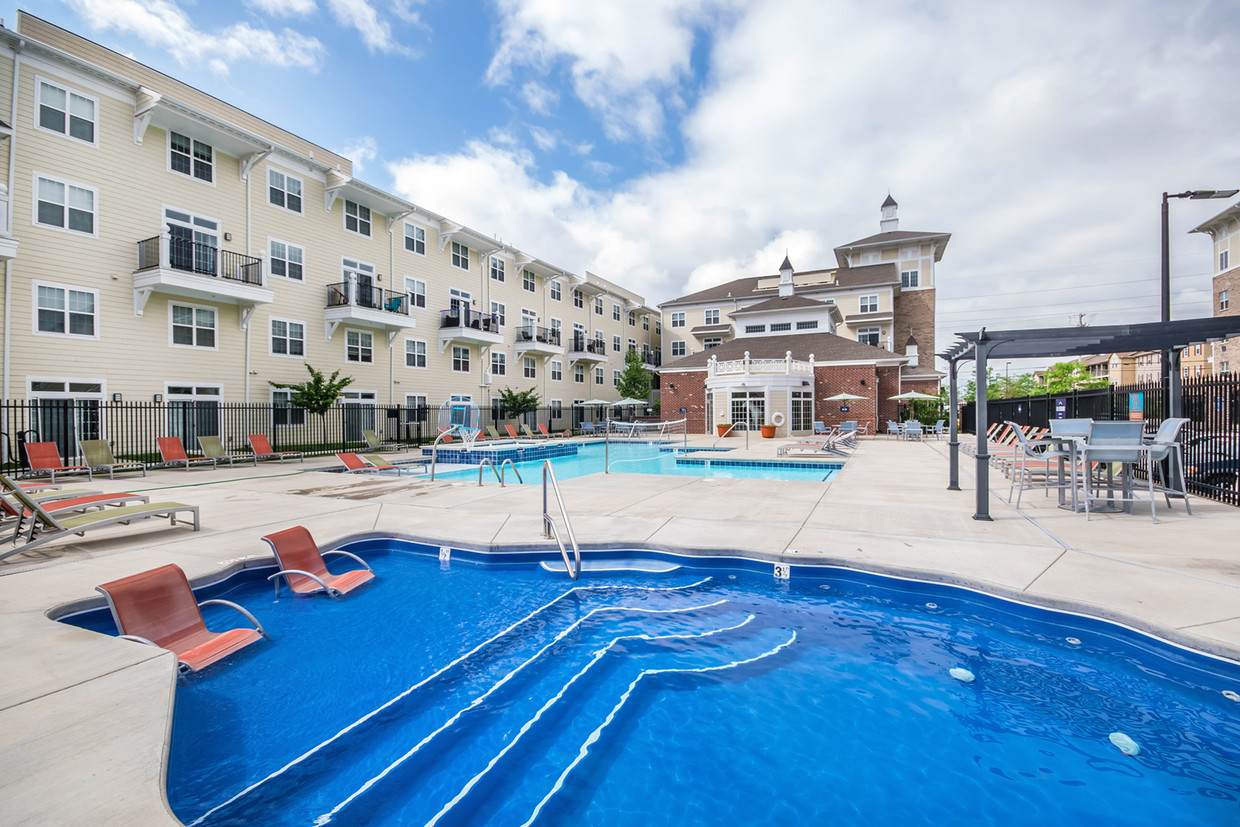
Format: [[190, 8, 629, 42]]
[[939, 317, 1240, 520]]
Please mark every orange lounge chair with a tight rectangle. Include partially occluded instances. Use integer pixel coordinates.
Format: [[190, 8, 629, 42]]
[[22, 442, 92, 482], [538, 423, 570, 439], [157, 436, 217, 471], [505, 424, 520, 439], [248, 434, 304, 463], [2, 490, 150, 525], [336, 452, 389, 473], [261, 525, 375, 599], [96, 563, 268, 675]]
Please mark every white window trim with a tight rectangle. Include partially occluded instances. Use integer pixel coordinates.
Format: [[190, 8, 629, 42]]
[[343, 200, 373, 238], [451, 241, 471, 271], [34, 75, 99, 147], [403, 337, 428, 369], [524, 356, 537, 378], [267, 237, 306, 283], [550, 360, 563, 382], [452, 344, 471, 373], [403, 221, 427, 256], [345, 327, 375, 363], [32, 279, 100, 341], [490, 255, 506, 282], [550, 281, 562, 301], [671, 340, 687, 356], [266, 164, 304, 215], [270, 388, 307, 428], [168, 301, 219, 351], [27, 376, 108, 400], [522, 270, 537, 292], [405, 276, 428, 309], [32, 171, 98, 238], [166, 130, 216, 187], [859, 294, 880, 313], [268, 316, 307, 358], [704, 308, 720, 325]]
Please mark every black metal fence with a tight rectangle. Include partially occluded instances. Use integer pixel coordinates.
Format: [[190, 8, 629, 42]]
[[961, 375, 1240, 505]]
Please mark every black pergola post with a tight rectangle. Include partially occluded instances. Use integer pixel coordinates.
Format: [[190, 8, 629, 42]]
[[947, 358, 962, 491], [973, 343, 993, 521]]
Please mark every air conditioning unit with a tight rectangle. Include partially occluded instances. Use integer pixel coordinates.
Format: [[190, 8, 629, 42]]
[[481, 371, 492, 386]]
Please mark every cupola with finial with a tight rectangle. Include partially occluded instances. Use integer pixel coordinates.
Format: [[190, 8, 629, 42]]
[[778, 254, 795, 297], [880, 194, 899, 233]]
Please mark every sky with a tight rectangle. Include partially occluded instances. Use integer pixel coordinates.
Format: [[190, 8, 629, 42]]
[[11, 0, 1240, 376]]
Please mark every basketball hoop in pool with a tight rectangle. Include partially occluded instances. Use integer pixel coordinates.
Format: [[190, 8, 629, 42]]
[[436, 399, 482, 448]]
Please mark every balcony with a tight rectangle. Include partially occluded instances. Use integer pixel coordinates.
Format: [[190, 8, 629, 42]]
[[324, 280, 416, 341], [438, 306, 503, 352], [641, 350, 662, 368], [514, 325, 564, 357], [569, 334, 608, 364], [0, 185, 18, 261], [133, 234, 273, 318]]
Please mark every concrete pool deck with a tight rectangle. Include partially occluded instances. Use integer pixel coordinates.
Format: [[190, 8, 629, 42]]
[[1, 435, 1238, 825]]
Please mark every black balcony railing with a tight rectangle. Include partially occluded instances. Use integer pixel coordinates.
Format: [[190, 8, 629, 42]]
[[642, 350, 662, 367], [136, 236, 263, 285], [325, 282, 410, 314], [571, 335, 607, 355], [515, 325, 561, 346], [440, 307, 500, 332]]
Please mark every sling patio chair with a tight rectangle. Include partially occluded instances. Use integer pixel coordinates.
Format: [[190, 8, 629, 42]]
[[486, 425, 505, 441], [21, 442, 92, 482], [96, 563, 268, 675], [261, 525, 375, 599], [0, 472, 199, 560], [1002, 420, 1073, 508], [334, 452, 423, 475], [505, 424, 521, 439], [199, 436, 257, 467], [157, 437, 216, 471], [79, 440, 147, 479], [538, 423, 571, 439], [2, 485, 150, 526], [363, 429, 399, 452], [248, 434, 304, 463], [521, 424, 549, 440], [776, 433, 853, 457], [813, 421, 829, 435]]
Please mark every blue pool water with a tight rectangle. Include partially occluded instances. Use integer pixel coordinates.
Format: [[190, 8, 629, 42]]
[[434, 441, 841, 483], [65, 543, 1240, 826]]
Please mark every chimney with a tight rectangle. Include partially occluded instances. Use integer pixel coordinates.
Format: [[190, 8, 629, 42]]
[[778, 255, 794, 298], [880, 194, 898, 233]]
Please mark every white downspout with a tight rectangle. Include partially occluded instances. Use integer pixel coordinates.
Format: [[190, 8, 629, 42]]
[[244, 169, 252, 402], [3, 41, 22, 400], [389, 219, 396, 406]]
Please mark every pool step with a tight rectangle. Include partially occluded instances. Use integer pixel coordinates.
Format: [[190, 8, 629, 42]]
[[539, 558, 681, 574]]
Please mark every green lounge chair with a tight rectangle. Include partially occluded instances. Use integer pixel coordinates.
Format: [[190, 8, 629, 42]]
[[0, 472, 199, 560], [362, 429, 398, 452], [79, 440, 147, 480], [199, 436, 256, 467], [486, 425, 504, 441]]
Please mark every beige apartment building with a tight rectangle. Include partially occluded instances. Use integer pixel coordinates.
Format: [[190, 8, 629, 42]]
[[0, 14, 659, 443], [1191, 199, 1239, 377]]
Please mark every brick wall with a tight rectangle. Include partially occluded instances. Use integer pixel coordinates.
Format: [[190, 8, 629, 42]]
[[893, 288, 936, 369], [660, 371, 708, 433], [814, 364, 878, 432]]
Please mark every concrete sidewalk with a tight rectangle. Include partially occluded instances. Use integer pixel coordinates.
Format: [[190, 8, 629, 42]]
[[1, 436, 1238, 825]]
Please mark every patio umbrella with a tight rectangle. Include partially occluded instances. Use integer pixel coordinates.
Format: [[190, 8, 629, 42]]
[[611, 397, 649, 406], [574, 399, 613, 406], [887, 390, 940, 401], [824, 392, 869, 401]]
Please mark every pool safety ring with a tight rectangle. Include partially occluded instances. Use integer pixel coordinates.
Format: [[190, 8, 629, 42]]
[[771, 411, 785, 426]]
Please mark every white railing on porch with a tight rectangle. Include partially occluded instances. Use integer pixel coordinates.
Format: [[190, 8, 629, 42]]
[[709, 350, 814, 378]]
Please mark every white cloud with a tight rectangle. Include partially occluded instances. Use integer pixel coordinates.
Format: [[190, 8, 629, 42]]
[[519, 81, 559, 115], [245, 0, 317, 17], [336, 136, 378, 174], [65, 0, 326, 72], [327, 0, 418, 57], [529, 126, 558, 152], [391, 0, 1240, 370]]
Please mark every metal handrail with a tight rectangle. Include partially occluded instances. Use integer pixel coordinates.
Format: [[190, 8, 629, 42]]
[[541, 460, 581, 580], [712, 422, 738, 448], [477, 458, 502, 486], [429, 427, 460, 481], [499, 458, 523, 485]]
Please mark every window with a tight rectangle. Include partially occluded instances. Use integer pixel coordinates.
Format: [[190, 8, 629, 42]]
[[404, 338, 427, 368], [164, 207, 218, 273], [490, 256, 505, 282], [404, 223, 426, 255], [613, 370, 621, 387], [671, 341, 686, 357], [573, 289, 584, 308], [703, 337, 722, 349], [270, 318, 305, 357], [671, 312, 686, 328], [574, 365, 585, 383], [613, 335, 621, 353], [550, 281, 562, 301], [656, 321, 662, 334], [403, 393, 429, 424], [1222, 361, 1230, 374], [769, 322, 791, 332], [452, 345, 470, 372], [595, 329, 606, 350], [269, 239, 304, 281], [550, 400, 562, 419], [1222, 250, 1230, 272], [37, 79, 95, 143], [901, 269, 919, 288], [35, 174, 95, 235], [491, 301, 506, 326], [858, 327, 881, 346], [594, 367, 604, 385], [860, 295, 879, 313], [491, 352, 506, 376], [34, 282, 97, 338], [629, 312, 636, 327], [451, 241, 470, 270], [900, 245, 920, 260], [524, 357, 536, 379], [796, 320, 819, 330], [346, 329, 373, 363], [628, 337, 637, 351], [551, 360, 563, 381], [1222, 290, 1231, 311], [791, 390, 813, 433], [171, 303, 216, 349], [170, 132, 212, 182], [594, 296, 604, 315], [345, 200, 371, 236], [613, 303, 622, 321], [342, 258, 377, 306], [744, 324, 766, 334], [550, 318, 562, 342], [643, 315, 650, 331], [268, 169, 303, 213], [523, 270, 536, 292], [405, 277, 427, 308], [271, 390, 306, 427], [704, 309, 720, 325]]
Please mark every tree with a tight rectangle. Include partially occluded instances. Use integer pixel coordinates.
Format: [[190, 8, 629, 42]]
[[495, 387, 540, 420], [616, 349, 651, 400], [268, 363, 354, 415], [1043, 361, 1109, 393]]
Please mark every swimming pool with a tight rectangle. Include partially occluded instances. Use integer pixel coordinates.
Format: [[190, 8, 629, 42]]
[[434, 441, 842, 483], [64, 541, 1240, 826]]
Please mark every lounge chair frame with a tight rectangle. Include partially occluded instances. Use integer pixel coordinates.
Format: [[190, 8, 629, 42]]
[[78, 440, 147, 479], [20, 442, 93, 482], [248, 434, 305, 463]]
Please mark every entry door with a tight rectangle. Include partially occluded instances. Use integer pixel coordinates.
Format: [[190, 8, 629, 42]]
[[166, 385, 221, 444], [28, 380, 103, 461], [343, 391, 377, 442], [165, 208, 218, 275]]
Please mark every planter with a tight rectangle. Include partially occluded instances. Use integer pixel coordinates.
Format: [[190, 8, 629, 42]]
[[760, 425, 776, 439], [717, 424, 731, 437]]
